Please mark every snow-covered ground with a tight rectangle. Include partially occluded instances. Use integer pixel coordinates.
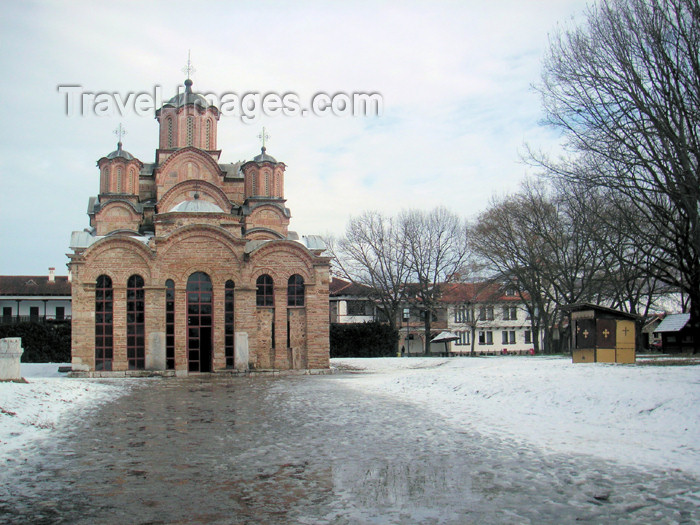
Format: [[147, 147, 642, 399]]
[[332, 356, 700, 477], [1, 357, 698, 479], [0, 363, 132, 462]]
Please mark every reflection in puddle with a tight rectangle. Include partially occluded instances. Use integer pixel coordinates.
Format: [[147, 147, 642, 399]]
[[0, 375, 698, 524]]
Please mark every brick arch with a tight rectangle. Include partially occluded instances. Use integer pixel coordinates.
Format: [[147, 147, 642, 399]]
[[247, 241, 315, 284], [155, 147, 224, 189], [157, 179, 232, 213], [159, 224, 242, 260], [245, 227, 286, 241], [82, 237, 154, 284]]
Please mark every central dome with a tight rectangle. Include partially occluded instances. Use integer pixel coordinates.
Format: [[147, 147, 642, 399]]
[[169, 199, 224, 213], [163, 79, 212, 109]]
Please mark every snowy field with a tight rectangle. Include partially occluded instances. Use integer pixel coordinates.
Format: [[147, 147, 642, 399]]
[[1, 357, 698, 480], [332, 356, 700, 478]]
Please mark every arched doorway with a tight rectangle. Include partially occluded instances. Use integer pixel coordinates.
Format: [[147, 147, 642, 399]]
[[187, 272, 212, 372]]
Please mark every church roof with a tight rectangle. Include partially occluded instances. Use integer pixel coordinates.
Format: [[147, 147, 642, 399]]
[[105, 142, 135, 161], [169, 198, 225, 213], [253, 147, 277, 163], [162, 79, 213, 110]]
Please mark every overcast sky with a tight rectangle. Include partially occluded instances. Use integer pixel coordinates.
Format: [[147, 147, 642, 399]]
[[0, 0, 589, 276]]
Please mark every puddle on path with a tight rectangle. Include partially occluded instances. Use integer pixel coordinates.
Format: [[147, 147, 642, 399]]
[[1, 375, 698, 524]]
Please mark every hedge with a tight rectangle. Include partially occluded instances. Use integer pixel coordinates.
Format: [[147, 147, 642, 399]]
[[330, 322, 398, 358], [0, 322, 71, 363]]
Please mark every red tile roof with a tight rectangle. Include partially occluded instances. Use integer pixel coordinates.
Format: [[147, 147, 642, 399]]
[[0, 276, 72, 296]]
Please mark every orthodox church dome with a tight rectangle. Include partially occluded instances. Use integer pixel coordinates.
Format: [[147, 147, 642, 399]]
[[105, 142, 135, 160], [253, 146, 277, 163], [163, 79, 212, 109], [169, 196, 224, 213]]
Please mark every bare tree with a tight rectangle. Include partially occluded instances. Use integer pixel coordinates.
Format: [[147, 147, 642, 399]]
[[532, 0, 700, 349], [400, 207, 471, 355], [472, 180, 612, 353], [328, 211, 411, 335]]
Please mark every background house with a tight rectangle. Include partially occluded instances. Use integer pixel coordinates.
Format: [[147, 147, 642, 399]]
[[654, 313, 695, 353], [0, 268, 72, 323]]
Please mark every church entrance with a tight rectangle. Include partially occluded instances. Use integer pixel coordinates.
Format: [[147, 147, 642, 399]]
[[187, 272, 213, 372]]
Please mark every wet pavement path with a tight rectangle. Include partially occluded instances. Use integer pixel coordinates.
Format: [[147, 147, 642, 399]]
[[1, 373, 699, 524]]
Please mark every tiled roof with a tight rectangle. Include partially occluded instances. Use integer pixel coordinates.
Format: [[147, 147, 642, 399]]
[[0, 276, 71, 296], [329, 277, 374, 297], [439, 282, 527, 303]]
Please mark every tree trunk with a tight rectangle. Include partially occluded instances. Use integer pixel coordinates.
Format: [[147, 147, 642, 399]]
[[424, 314, 431, 356]]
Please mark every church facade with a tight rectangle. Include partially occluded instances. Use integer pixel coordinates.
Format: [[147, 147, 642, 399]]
[[68, 79, 330, 376]]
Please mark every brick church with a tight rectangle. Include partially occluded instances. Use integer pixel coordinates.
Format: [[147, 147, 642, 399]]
[[68, 78, 331, 376]]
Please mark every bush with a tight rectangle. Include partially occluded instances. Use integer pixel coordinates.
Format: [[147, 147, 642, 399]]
[[0, 322, 71, 363], [330, 322, 398, 358]]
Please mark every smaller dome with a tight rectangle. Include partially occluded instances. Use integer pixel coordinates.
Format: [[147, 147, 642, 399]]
[[253, 146, 277, 163], [106, 142, 135, 160], [170, 198, 224, 213]]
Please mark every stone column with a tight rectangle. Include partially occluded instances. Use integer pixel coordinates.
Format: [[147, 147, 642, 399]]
[[273, 284, 290, 369], [145, 285, 166, 371], [0, 338, 24, 381]]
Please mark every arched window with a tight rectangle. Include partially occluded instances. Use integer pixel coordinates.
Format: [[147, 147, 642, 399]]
[[186, 117, 194, 146], [225, 280, 235, 368], [101, 167, 108, 193], [251, 170, 257, 195], [256, 274, 273, 307], [95, 275, 113, 371], [116, 167, 122, 193], [205, 120, 211, 150], [167, 118, 173, 148], [126, 274, 145, 370], [165, 279, 175, 370], [187, 272, 213, 372], [287, 275, 305, 307], [264, 171, 270, 196]]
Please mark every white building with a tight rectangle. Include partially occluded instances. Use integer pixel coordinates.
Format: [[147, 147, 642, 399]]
[[0, 268, 72, 323]]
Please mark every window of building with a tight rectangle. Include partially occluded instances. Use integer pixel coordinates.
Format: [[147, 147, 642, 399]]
[[256, 274, 274, 307], [419, 309, 438, 322], [29, 306, 39, 321], [479, 306, 494, 321], [95, 275, 113, 371], [187, 272, 213, 373], [186, 117, 194, 146], [503, 306, 518, 321], [126, 275, 145, 370], [165, 279, 175, 370], [454, 306, 470, 323], [205, 120, 211, 149], [524, 330, 532, 344], [456, 331, 470, 346], [55, 307, 65, 321], [167, 118, 173, 148], [2, 307, 11, 321], [478, 330, 493, 345], [347, 300, 372, 316], [287, 275, 304, 307], [502, 330, 516, 345], [116, 167, 122, 193], [504, 287, 517, 297], [225, 280, 235, 368]]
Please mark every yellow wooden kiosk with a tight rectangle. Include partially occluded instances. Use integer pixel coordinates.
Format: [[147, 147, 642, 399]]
[[566, 304, 638, 364]]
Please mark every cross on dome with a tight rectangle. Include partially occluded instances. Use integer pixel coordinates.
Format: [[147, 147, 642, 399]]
[[182, 50, 196, 81], [113, 123, 126, 146], [258, 127, 270, 152]]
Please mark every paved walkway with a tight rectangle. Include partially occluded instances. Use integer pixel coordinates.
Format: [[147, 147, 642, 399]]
[[1, 374, 698, 524]]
